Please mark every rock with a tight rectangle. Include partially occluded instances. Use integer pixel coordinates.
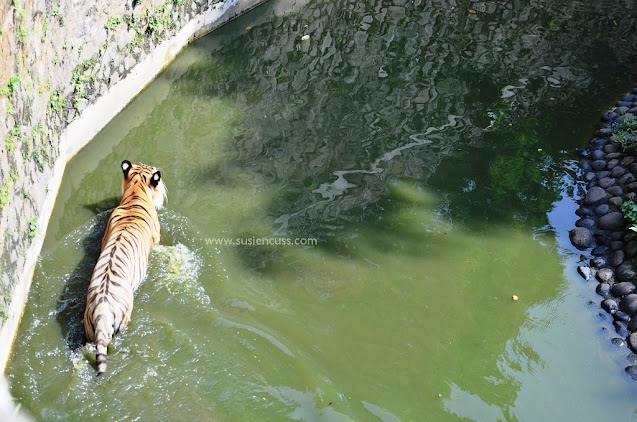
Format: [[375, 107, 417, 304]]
[[598, 212, 625, 230], [604, 111, 620, 122], [627, 182, 637, 193], [592, 150, 606, 160], [596, 267, 615, 283], [580, 160, 592, 172], [625, 241, 637, 258], [595, 204, 610, 215], [618, 262, 637, 282], [607, 186, 623, 197], [612, 282, 636, 296], [591, 160, 608, 171], [615, 321, 629, 337], [617, 106, 630, 115], [611, 250, 626, 266], [615, 311, 631, 322], [591, 256, 608, 268], [612, 337, 627, 347], [606, 152, 623, 160], [570, 227, 594, 250], [584, 171, 596, 182], [608, 159, 620, 170], [626, 366, 637, 380], [598, 177, 615, 188], [578, 265, 593, 280], [575, 218, 596, 230], [597, 283, 611, 297], [619, 173, 636, 185], [622, 156, 636, 167], [603, 298, 619, 313], [585, 186, 609, 204], [628, 354, 637, 364], [630, 333, 637, 352], [598, 171, 611, 179], [629, 318, 637, 332], [592, 245, 610, 256], [611, 241, 624, 251], [576, 206, 592, 217], [625, 192, 637, 202], [591, 138, 607, 149], [621, 294, 637, 314], [609, 196, 624, 207]]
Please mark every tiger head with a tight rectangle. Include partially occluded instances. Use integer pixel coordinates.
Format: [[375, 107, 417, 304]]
[[121, 160, 167, 209]]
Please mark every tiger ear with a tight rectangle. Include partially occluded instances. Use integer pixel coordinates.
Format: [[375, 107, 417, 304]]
[[151, 170, 161, 187], [122, 160, 132, 178]]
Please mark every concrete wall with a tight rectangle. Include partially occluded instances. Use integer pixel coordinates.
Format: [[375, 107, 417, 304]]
[[0, 0, 267, 376]]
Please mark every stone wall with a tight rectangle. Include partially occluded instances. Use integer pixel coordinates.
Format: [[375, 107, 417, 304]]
[[0, 0, 267, 374]]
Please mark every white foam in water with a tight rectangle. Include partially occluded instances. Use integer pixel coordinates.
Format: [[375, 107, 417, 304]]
[[149, 243, 210, 306]]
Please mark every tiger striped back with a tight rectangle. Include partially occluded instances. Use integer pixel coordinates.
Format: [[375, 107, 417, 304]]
[[84, 160, 167, 376]]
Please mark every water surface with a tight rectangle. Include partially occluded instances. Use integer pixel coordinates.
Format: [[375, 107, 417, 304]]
[[8, 0, 637, 420]]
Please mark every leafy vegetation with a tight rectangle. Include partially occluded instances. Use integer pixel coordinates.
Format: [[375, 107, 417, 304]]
[[1, 77, 21, 96], [613, 115, 637, 148], [621, 199, 637, 232]]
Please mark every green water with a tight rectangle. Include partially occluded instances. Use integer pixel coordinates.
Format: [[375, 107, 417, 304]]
[[8, 0, 637, 420]]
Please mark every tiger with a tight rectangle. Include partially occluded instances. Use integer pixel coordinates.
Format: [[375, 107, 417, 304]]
[[84, 160, 167, 376]]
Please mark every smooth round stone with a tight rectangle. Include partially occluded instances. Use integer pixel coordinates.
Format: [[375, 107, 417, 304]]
[[611, 241, 624, 251], [591, 138, 607, 149], [611, 250, 626, 267], [576, 206, 593, 217], [620, 294, 637, 314], [591, 256, 608, 268], [618, 101, 633, 107], [584, 186, 609, 204], [615, 311, 631, 322], [619, 173, 636, 185], [599, 128, 613, 137], [607, 152, 623, 160], [598, 212, 625, 230], [575, 218, 596, 230], [580, 160, 592, 172], [612, 337, 627, 347], [578, 266, 593, 281], [592, 245, 610, 256], [612, 282, 636, 296], [609, 196, 624, 207], [611, 166, 627, 178], [615, 321, 629, 337], [603, 298, 619, 313], [607, 186, 623, 197], [627, 354, 637, 364], [598, 171, 611, 179], [598, 177, 615, 188], [604, 111, 620, 122], [608, 159, 620, 170], [627, 182, 637, 193], [584, 172, 596, 182], [630, 332, 637, 352], [597, 283, 611, 297], [622, 156, 636, 167], [630, 163, 637, 174], [612, 231, 625, 240], [591, 160, 608, 171], [617, 106, 630, 115], [596, 267, 615, 283], [625, 192, 637, 202], [625, 241, 637, 258], [625, 231, 637, 242], [595, 203, 610, 215], [626, 366, 637, 380], [604, 143, 619, 153], [629, 318, 637, 332], [570, 227, 594, 250], [617, 262, 637, 282], [591, 150, 605, 160]]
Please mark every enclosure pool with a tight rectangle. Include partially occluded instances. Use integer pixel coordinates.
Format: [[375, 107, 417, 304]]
[[7, 0, 637, 420]]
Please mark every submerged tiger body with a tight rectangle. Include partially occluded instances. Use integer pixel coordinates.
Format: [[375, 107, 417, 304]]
[[84, 160, 167, 376]]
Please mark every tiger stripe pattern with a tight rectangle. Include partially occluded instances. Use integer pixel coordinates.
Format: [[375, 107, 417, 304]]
[[84, 160, 167, 376]]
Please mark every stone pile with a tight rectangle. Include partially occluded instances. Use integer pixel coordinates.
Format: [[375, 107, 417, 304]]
[[571, 87, 637, 378]]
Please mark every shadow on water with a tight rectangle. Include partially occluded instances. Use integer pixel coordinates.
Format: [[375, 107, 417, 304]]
[[53, 209, 111, 350]]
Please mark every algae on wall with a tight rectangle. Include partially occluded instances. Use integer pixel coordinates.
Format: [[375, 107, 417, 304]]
[[0, 0, 222, 328]]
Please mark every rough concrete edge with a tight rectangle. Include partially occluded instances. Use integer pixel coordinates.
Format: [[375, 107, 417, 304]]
[[0, 0, 268, 376]]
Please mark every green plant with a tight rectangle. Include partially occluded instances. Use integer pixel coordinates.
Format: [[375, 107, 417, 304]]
[[1, 77, 20, 96], [23, 189, 31, 200], [28, 217, 38, 238], [48, 91, 67, 114], [614, 116, 637, 148], [52, 51, 60, 64], [620, 115, 637, 132], [6, 103, 13, 115], [5, 132, 15, 152], [621, 200, 637, 232], [105, 16, 122, 30], [0, 182, 12, 209], [17, 23, 28, 43]]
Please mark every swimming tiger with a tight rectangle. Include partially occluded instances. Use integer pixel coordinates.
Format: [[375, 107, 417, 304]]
[[84, 160, 167, 376]]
